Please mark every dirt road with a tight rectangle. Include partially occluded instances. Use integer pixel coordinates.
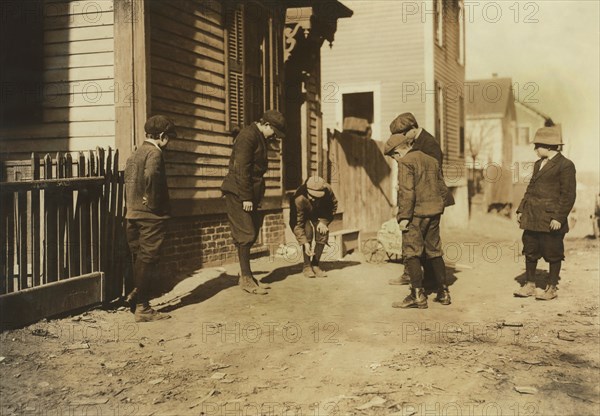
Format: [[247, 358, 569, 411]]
[[1, 212, 599, 416]]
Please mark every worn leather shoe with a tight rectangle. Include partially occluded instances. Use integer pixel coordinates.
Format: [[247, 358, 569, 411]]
[[303, 266, 316, 278], [514, 281, 536, 297], [134, 304, 171, 322], [392, 288, 428, 309], [434, 288, 451, 305], [252, 276, 271, 289], [312, 265, 328, 278], [535, 285, 557, 300], [239, 275, 268, 294]]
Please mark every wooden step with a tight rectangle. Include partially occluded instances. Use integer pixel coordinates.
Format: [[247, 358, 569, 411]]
[[327, 229, 360, 260]]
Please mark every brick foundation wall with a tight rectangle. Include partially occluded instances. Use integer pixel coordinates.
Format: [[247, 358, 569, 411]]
[[160, 210, 286, 277], [262, 212, 285, 247]]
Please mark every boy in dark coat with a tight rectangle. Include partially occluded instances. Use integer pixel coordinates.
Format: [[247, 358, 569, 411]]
[[221, 110, 286, 294], [385, 133, 451, 308], [290, 176, 338, 278], [124, 115, 176, 322], [388, 112, 454, 289], [514, 126, 576, 300]]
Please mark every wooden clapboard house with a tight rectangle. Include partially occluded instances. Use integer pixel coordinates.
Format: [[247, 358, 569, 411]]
[[321, 0, 469, 232], [0, 0, 352, 324], [465, 76, 516, 213]]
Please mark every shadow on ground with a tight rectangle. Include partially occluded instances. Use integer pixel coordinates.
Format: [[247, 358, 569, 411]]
[[258, 260, 362, 284], [514, 269, 556, 288], [157, 272, 238, 313], [155, 261, 362, 313]]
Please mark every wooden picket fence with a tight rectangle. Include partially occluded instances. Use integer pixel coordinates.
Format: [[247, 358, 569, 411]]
[[0, 148, 127, 323]]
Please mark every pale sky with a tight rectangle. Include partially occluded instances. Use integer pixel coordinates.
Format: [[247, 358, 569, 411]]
[[466, 0, 600, 174]]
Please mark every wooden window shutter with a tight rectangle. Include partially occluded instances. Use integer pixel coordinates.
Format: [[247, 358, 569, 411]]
[[271, 12, 284, 112], [226, 3, 245, 131]]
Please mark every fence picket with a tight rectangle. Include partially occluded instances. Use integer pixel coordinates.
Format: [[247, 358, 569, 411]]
[[65, 154, 78, 277], [44, 154, 58, 283], [5, 193, 15, 292], [57, 153, 67, 280], [17, 190, 27, 289], [31, 153, 41, 287], [90, 150, 100, 272], [101, 148, 111, 297], [113, 151, 125, 299]]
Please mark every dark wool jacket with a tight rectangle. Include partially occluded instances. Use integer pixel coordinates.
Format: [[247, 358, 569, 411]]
[[221, 123, 268, 203], [414, 129, 443, 167], [414, 129, 455, 207], [517, 153, 576, 233], [397, 149, 448, 221], [124, 141, 170, 219], [290, 183, 338, 245]]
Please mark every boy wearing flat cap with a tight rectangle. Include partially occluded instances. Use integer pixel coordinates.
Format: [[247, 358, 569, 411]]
[[514, 126, 576, 300], [384, 132, 451, 308], [388, 113, 454, 289], [290, 176, 338, 278], [221, 110, 286, 294], [124, 115, 176, 322]]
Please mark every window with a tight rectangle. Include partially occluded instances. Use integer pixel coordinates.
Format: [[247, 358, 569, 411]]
[[518, 126, 530, 145], [435, 81, 446, 156], [342, 91, 374, 136], [226, 4, 245, 131], [458, 0, 465, 65], [225, 3, 283, 132], [435, 0, 444, 47], [0, 0, 44, 126]]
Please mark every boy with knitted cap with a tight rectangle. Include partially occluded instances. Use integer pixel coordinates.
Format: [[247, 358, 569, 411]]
[[514, 126, 576, 300], [384, 132, 450, 308], [290, 176, 338, 278]]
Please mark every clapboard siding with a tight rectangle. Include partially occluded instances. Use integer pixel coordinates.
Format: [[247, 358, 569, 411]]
[[0, 0, 115, 156], [150, 1, 228, 200], [321, 0, 465, 163], [150, 1, 232, 199], [321, 1, 426, 141], [0, 137, 115, 156], [44, 66, 114, 82], [151, 0, 284, 202], [434, 0, 465, 169]]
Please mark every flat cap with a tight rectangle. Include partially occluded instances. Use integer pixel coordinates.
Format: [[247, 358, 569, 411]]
[[389, 112, 418, 134], [144, 115, 177, 138], [532, 126, 563, 146], [384, 133, 411, 155], [306, 176, 327, 198], [262, 110, 286, 139]]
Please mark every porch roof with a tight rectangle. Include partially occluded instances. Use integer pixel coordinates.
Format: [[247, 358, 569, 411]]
[[283, 0, 353, 18]]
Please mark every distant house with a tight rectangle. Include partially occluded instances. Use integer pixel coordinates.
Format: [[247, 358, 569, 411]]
[[465, 76, 516, 213], [514, 100, 555, 181], [0, 0, 352, 276], [321, 0, 468, 232]]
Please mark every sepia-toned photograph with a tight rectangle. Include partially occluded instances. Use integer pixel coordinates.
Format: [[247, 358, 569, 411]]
[[0, 1, 599, 415]]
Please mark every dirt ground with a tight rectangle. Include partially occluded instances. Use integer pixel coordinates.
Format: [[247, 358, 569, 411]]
[[1, 212, 599, 416]]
